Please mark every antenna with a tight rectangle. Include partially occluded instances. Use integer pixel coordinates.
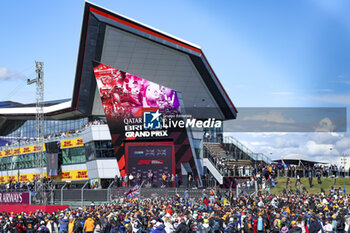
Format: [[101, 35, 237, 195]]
[[27, 61, 45, 204]]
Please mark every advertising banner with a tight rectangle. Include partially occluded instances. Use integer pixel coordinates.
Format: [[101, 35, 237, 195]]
[[0, 192, 30, 204], [60, 138, 83, 149], [0, 173, 47, 184], [0, 144, 46, 157], [61, 170, 89, 181]]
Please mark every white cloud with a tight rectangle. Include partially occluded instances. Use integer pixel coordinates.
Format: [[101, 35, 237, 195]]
[[311, 94, 350, 105], [336, 137, 350, 149], [242, 111, 295, 124], [343, 148, 350, 155], [274, 137, 299, 148], [0, 67, 24, 80], [341, 80, 350, 85], [337, 74, 350, 85], [314, 118, 335, 132], [250, 141, 267, 146], [229, 132, 350, 164], [310, 132, 342, 144], [305, 140, 336, 155]]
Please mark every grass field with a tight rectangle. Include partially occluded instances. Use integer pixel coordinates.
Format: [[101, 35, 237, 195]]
[[270, 177, 350, 194]]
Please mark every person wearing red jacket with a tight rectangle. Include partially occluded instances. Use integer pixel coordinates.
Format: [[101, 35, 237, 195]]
[[203, 197, 209, 207], [15, 220, 27, 233]]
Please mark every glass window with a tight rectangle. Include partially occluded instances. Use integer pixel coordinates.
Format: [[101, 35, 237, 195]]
[[85, 142, 96, 161], [84, 141, 114, 160], [95, 141, 114, 158], [62, 147, 86, 165], [7, 117, 89, 139], [0, 157, 7, 171]]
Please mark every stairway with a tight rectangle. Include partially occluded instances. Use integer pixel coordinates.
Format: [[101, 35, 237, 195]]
[[203, 158, 223, 184], [223, 136, 272, 163], [203, 142, 227, 158]]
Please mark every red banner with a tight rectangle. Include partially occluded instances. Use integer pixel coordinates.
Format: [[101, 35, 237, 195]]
[[0, 204, 69, 214]]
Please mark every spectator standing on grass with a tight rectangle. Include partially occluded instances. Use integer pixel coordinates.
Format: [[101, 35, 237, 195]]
[[324, 219, 333, 232], [83, 214, 95, 233], [39, 221, 50, 233], [289, 221, 302, 233], [308, 215, 321, 233], [47, 217, 59, 233], [68, 216, 76, 233], [15, 216, 27, 233], [209, 188, 215, 204], [309, 170, 313, 188], [317, 170, 322, 184], [58, 216, 69, 233]]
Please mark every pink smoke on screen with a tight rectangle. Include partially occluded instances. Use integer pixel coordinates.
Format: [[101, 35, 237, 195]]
[[93, 64, 180, 119]]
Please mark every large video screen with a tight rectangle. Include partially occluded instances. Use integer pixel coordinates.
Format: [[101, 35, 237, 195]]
[[93, 62, 196, 180], [126, 142, 174, 187], [93, 63, 180, 121], [47, 153, 58, 176]]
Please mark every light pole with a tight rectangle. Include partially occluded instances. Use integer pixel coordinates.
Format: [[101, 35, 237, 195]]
[[17, 130, 22, 183]]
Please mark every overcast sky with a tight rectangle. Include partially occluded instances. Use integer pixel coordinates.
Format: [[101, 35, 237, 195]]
[[0, 0, 349, 162]]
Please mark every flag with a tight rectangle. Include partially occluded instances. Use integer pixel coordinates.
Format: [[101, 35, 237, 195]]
[[124, 185, 140, 198]]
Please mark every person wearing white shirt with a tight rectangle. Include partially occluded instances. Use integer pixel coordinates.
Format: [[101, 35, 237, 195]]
[[129, 173, 134, 186], [324, 219, 333, 233]]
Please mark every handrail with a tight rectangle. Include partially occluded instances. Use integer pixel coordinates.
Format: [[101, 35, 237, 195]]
[[223, 136, 271, 163], [203, 147, 225, 176]]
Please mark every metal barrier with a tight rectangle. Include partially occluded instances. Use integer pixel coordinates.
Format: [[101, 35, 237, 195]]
[[60, 183, 68, 205], [81, 181, 89, 208], [235, 179, 257, 197], [49, 187, 237, 205], [106, 181, 115, 202]]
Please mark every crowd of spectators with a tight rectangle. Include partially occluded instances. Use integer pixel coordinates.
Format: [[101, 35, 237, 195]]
[[45, 119, 106, 140], [1, 188, 350, 232], [0, 177, 53, 192], [114, 172, 208, 189], [208, 157, 350, 180], [3, 120, 106, 147]]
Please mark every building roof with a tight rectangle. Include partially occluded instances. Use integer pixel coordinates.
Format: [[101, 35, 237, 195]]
[[72, 1, 237, 119], [0, 1, 237, 135], [0, 101, 23, 108], [273, 154, 326, 165]]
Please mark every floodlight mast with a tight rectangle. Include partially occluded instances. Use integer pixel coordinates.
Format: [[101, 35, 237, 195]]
[[27, 61, 45, 204]]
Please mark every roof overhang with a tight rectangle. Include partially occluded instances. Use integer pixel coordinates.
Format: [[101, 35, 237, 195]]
[[72, 1, 237, 119], [273, 159, 327, 165]]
